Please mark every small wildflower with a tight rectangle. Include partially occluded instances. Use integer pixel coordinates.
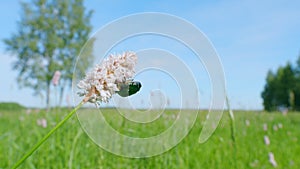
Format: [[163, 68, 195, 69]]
[[264, 135, 270, 145], [273, 125, 278, 131], [37, 118, 47, 128], [245, 119, 250, 126], [263, 123, 268, 131], [269, 152, 277, 167], [52, 71, 61, 86], [26, 109, 31, 115], [19, 116, 25, 121], [250, 160, 259, 167], [77, 51, 138, 103], [278, 123, 283, 129]]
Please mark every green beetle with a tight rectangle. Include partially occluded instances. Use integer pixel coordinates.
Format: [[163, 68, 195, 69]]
[[117, 80, 142, 97]]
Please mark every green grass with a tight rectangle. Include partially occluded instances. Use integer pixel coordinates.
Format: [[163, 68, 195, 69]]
[[0, 102, 25, 111], [0, 107, 299, 169]]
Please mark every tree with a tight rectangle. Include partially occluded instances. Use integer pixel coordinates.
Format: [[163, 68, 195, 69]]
[[261, 70, 276, 111], [4, 0, 93, 108], [262, 63, 296, 111], [293, 55, 300, 110]]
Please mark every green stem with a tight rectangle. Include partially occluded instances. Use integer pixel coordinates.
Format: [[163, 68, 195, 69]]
[[68, 129, 83, 169], [226, 96, 237, 168], [12, 101, 84, 169]]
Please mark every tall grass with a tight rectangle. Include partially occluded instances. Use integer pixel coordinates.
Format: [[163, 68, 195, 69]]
[[0, 108, 299, 169]]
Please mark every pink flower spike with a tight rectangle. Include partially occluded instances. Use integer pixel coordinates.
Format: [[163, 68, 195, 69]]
[[269, 152, 277, 167], [52, 71, 61, 86], [37, 118, 47, 128], [263, 123, 268, 131], [264, 135, 270, 145], [77, 51, 137, 103]]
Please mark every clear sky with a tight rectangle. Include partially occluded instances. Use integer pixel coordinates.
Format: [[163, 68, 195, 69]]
[[0, 0, 300, 110]]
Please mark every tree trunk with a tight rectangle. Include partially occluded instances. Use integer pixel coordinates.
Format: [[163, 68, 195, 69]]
[[46, 82, 51, 110], [59, 86, 64, 107]]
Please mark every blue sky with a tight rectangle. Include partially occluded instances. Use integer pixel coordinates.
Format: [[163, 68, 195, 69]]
[[0, 0, 300, 110]]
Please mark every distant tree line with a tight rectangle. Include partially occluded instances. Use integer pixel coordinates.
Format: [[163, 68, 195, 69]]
[[262, 56, 300, 111]]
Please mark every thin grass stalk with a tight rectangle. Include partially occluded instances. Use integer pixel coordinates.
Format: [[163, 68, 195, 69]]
[[226, 96, 237, 168], [12, 101, 84, 169]]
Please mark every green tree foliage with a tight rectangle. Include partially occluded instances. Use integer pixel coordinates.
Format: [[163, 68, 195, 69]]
[[293, 57, 300, 110], [4, 0, 93, 108], [262, 62, 299, 111]]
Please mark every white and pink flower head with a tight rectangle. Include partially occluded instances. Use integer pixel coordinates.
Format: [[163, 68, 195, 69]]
[[77, 51, 139, 103]]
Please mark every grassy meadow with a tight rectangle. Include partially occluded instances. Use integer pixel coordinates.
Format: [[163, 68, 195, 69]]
[[0, 104, 299, 169]]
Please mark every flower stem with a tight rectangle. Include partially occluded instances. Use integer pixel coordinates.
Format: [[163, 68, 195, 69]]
[[12, 101, 84, 169]]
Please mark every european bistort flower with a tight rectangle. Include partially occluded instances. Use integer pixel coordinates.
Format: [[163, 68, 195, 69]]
[[12, 53, 139, 168], [77, 51, 138, 103]]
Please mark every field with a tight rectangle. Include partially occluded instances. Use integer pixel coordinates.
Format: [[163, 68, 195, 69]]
[[0, 105, 299, 169]]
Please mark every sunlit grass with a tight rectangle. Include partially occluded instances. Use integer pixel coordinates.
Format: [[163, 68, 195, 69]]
[[0, 107, 299, 169]]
